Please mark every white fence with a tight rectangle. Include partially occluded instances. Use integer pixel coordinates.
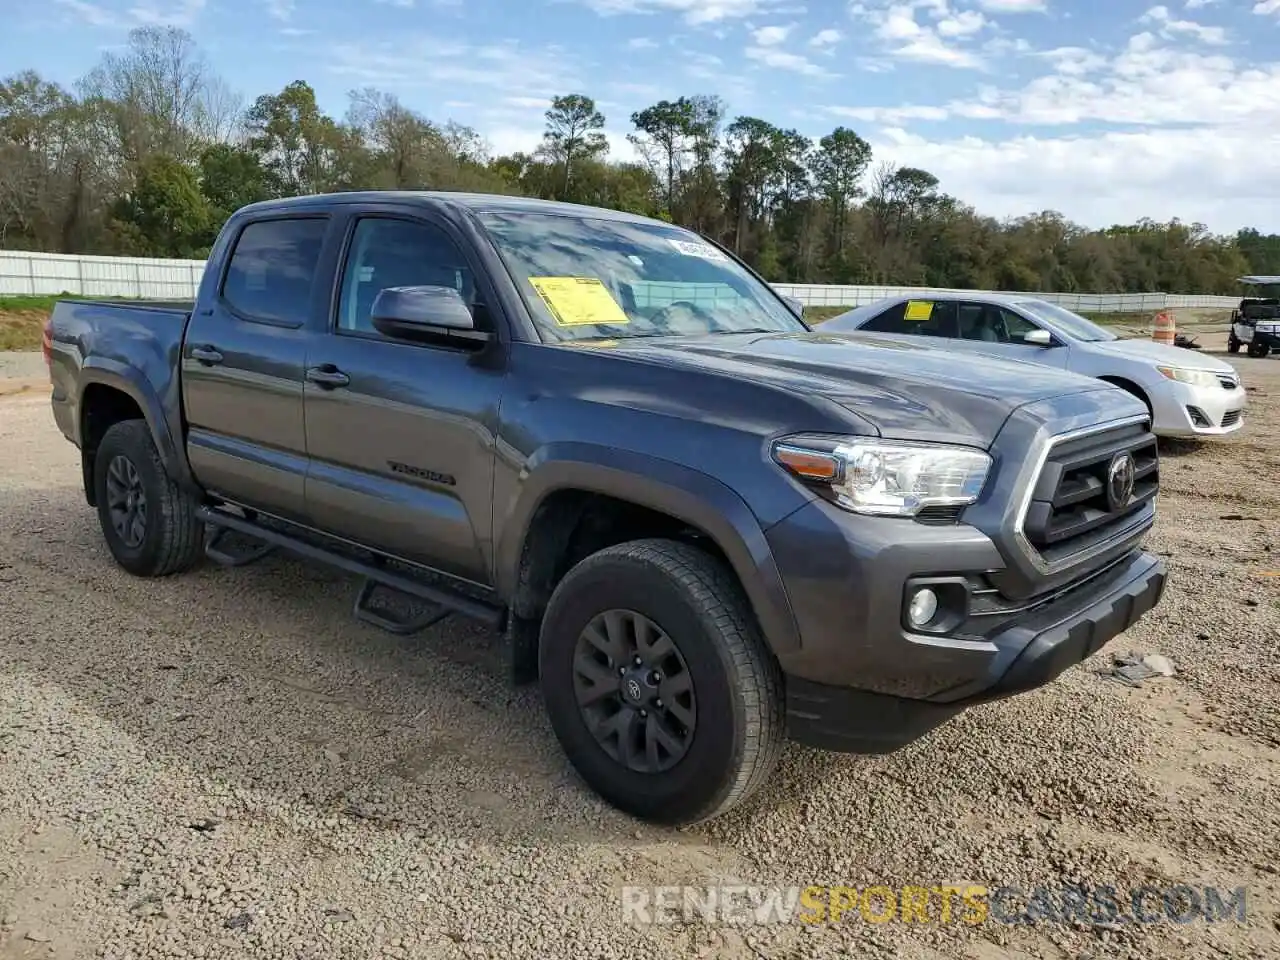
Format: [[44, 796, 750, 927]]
[[0, 250, 207, 300], [0, 249, 1243, 313]]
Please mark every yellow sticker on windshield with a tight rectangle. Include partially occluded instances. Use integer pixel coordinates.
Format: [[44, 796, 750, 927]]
[[904, 300, 934, 321], [529, 277, 631, 327]]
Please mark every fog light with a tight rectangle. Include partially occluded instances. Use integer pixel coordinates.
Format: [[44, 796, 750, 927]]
[[908, 588, 938, 628]]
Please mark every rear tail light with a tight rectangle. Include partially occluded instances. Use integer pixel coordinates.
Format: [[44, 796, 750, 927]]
[[41, 321, 53, 369]]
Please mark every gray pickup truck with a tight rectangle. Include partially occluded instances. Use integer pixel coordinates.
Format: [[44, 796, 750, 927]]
[[46, 191, 1166, 825]]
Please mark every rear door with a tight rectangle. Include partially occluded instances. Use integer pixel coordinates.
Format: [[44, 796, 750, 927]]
[[181, 214, 329, 523], [858, 298, 960, 340], [301, 207, 506, 586]]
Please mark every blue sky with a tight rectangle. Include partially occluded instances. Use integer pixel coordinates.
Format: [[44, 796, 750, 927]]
[[7, 0, 1280, 232]]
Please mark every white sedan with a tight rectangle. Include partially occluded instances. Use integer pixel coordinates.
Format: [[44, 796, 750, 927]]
[[821, 293, 1246, 439]]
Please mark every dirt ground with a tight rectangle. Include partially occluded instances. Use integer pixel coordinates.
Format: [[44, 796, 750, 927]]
[[0, 336, 1276, 960]]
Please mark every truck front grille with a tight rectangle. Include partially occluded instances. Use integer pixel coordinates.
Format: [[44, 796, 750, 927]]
[[1018, 420, 1158, 568]]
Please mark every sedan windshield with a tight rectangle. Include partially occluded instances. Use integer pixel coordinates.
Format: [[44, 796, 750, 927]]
[[1015, 299, 1118, 342], [479, 211, 807, 343]]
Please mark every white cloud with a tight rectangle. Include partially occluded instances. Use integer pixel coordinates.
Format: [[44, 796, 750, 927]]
[[752, 23, 794, 45], [327, 36, 581, 99], [505, 96, 552, 109], [573, 0, 778, 25], [745, 44, 830, 75], [870, 125, 1280, 233], [975, 0, 1045, 10], [1254, 0, 1280, 14], [810, 27, 842, 47], [1141, 5, 1228, 44], [54, 0, 206, 27], [1185, 0, 1218, 7], [262, 0, 292, 19], [937, 10, 988, 36], [626, 36, 659, 48], [852, 1, 988, 69]]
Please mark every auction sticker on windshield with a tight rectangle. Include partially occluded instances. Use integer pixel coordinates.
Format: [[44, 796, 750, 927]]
[[667, 238, 730, 262], [904, 300, 934, 322], [529, 277, 632, 327]]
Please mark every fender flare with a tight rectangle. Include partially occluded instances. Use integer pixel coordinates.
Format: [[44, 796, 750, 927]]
[[495, 442, 802, 656], [78, 358, 193, 487]]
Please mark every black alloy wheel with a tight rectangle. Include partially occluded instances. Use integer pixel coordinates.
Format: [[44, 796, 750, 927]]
[[572, 609, 697, 774]]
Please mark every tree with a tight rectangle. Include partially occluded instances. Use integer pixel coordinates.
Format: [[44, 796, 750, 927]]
[[629, 97, 701, 216], [198, 142, 276, 221], [78, 26, 228, 166], [111, 154, 213, 257], [811, 126, 871, 257], [244, 81, 362, 196], [540, 94, 607, 200]]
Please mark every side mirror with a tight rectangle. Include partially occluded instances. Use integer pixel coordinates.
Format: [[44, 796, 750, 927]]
[[782, 295, 805, 319], [370, 285, 489, 345], [1023, 329, 1055, 347]]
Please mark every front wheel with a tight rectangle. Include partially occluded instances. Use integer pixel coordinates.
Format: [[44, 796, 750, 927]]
[[539, 539, 784, 825], [93, 419, 205, 577], [1247, 341, 1271, 358]]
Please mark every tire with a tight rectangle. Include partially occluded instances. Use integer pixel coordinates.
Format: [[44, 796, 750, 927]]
[[538, 538, 784, 825], [1227, 336, 1240, 354], [1101, 378, 1152, 421], [1247, 341, 1270, 358], [93, 419, 205, 577]]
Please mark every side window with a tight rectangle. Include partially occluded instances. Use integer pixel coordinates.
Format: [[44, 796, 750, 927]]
[[337, 217, 480, 336], [998, 308, 1040, 342], [959, 303, 1041, 343], [221, 218, 326, 325], [862, 300, 956, 337]]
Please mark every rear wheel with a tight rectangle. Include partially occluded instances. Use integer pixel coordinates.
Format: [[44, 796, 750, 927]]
[[538, 538, 784, 825], [94, 420, 205, 577], [1227, 335, 1240, 353]]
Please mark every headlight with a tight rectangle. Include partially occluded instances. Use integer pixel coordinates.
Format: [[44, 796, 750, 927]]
[[772, 435, 991, 517], [1156, 366, 1219, 388], [1258, 322, 1280, 334]]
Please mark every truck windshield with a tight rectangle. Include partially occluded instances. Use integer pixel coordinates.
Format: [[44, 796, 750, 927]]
[[1015, 299, 1118, 343], [478, 211, 807, 342]]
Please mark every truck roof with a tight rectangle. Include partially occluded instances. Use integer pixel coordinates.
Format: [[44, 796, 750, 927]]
[[235, 191, 667, 226]]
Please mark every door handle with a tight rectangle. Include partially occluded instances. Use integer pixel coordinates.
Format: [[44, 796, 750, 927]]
[[306, 365, 350, 389], [190, 345, 223, 365]]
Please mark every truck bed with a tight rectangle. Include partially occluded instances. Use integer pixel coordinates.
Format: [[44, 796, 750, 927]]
[[47, 298, 195, 460]]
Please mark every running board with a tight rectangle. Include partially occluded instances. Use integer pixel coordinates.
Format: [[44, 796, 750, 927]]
[[353, 579, 452, 635], [205, 526, 278, 567], [196, 506, 503, 629]]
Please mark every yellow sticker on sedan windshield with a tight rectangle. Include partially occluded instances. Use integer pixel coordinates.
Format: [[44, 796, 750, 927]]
[[529, 276, 631, 327], [904, 300, 934, 321]]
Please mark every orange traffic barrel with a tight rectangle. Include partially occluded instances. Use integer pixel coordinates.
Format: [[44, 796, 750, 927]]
[[1152, 310, 1175, 346]]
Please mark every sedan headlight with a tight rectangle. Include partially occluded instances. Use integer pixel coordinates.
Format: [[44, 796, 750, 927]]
[[1156, 366, 1220, 388], [772, 435, 991, 517]]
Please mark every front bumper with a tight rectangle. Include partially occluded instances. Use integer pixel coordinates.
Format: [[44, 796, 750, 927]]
[[784, 549, 1166, 753], [1148, 377, 1245, 437]]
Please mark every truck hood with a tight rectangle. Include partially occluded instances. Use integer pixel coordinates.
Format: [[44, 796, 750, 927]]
[[596, 330, 1113, 447], [1088, 336, 1237, 372]]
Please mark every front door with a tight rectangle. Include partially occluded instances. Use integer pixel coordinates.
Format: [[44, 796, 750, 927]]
[[182, 214, 329, 523], [302, 211, 505, 587], [955, 301, 1071, 369]]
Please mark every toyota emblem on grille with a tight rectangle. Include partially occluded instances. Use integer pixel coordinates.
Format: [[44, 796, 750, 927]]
[[1106, 452, 1136, 511]]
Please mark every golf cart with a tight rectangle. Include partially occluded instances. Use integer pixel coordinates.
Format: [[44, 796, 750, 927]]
[[1229, 275, 1280, 358]]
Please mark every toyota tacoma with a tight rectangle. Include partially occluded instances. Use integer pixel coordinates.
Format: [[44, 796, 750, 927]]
[[46, 192, 1167, 825]]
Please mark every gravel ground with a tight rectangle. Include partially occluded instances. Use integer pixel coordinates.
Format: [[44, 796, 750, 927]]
[[0, 344, 1277, 960], [0, 352, 45, 381]]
